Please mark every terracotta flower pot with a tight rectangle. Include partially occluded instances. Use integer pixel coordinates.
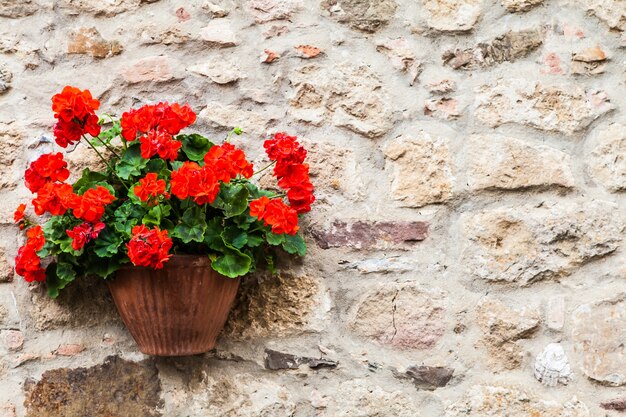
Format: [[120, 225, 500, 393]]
[[107, 255, 240, 356]]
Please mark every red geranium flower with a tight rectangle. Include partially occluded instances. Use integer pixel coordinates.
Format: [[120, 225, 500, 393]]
[[134, 173, 168, 205], [69, 186, 116, 223], [13, 203, 26, 224], [15, 225, 46, 283], [204, 143, 253, 182], [139, 129, 182, 160], [51, 86, 101, 148], [66, 222, 105, 251], [15, 245, 45, 282], [249, 196, 299, 235], [120, 102, 195, 142], [24, 153, 70, 193], [32, 182, 74, 216], [264, 132, 307, 167], [170, 161, 201, 200], [170, 162, 221, 204], [127, 225, 173, 269]]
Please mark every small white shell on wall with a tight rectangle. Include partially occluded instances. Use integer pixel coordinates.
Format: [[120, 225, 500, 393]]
[[534, 343, 573, 387]]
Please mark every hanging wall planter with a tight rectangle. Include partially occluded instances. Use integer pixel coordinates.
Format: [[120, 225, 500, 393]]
[[14, 86, 315, 356], [108, 255, 240, 356]]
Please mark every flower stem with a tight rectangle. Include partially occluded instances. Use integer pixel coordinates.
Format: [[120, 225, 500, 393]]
[[81, 135, 129, 191], [252, 161, 275, 177]]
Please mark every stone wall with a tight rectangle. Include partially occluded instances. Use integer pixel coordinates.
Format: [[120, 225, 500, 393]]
[[1, 0, 625, 416]]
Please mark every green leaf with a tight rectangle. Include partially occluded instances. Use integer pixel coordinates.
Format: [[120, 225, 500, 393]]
[[246, 233, 264, 248], [245, 182, 274, 200], [142, 204, 171, 227], [282, 233, 306, 256], [266, 231, 285, 246], [204, 218, 224, 250], [222, 225, 247, 249], [93, 228, 122, 257], [114, 202, 144, 236], [46, 262, 77, 298], [84, 254, 122, 279], [73, 169, 109, 194], [115, 143, 148, 180], [212, 183, 249, 218], [146, 159, 168, 175], [95, 119, 121, 146], [211, 247, 252, 278], [172, 206, 207, 243], [179, 134, 213, 162]]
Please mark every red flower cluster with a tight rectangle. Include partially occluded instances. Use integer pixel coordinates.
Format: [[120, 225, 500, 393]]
[[32, 183, 74, 216], [15, 226, 46, 283], [249, 196, 299, 235], [127, 225, 173, 269], [25, 153, 70, 193], [170, 161, 221, 205], [68, 186, 116, 223], [52, 86, 101, 147], [204, 143, 254, 182], [264, 133, 315, 214], [66, 222, 105, 251], [134, 173, 168, 205], [120, 102, 196, 161]]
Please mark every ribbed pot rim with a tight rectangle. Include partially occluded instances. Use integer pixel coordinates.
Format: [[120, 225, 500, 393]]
[[118, 254, 213, 270]]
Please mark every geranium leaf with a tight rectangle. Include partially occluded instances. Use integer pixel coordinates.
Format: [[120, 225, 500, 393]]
[[84, 253, 122, 279], [266, 231, 285, 246], [282, 233, 306, 256], [179, 134, 214, 162], [142, 205, 171, 227], [114, 202, 144, 236], [212, 183, 249, 218], [93, 228, 122, 257], [211, 247, 252, 278], [46, 261, 77, 298], [204, 218, 224, 250], [172, 206, 206, 243], [222, 225, 247, 249], [73, 169, 109, 193], [115, 143, 148, 180]]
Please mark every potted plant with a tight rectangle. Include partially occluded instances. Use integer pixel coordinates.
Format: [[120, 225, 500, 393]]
[[13, 86, 315, 356]]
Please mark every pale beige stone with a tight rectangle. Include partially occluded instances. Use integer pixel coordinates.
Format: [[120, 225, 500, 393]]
[[476, 297, 540, 369], [188, 60, 241, 84], [422, 0, 482, 32], [446, 385, 589, 416], [545, 295, 565, 331], [0, 65, 12, 95], [289, 64, 393, 138], [329, 379, 422, 416], [0, 251, 14, 283], [466, 134, 574, 191], [200, 20, 239, 47], [140, 25, 191, 45], [461, 201, 621, 285], [582, 0, 626, 31], [321, 0, 397, 33], [585, 123, 626, 191], [120, 56, 180, 84], [572, 294, 626, 386], [59, 0, 159, 16], [501, 0, 544, 12], [349, 282, 446, 350], [198, 102, 284, 135], [475, 79, 613, 135], [0, 0, 37, 17], [384, 134, 454, 207], [246, 0, 300, 23], [0, 122, 21, 190], [376, 38, 421, 85]]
